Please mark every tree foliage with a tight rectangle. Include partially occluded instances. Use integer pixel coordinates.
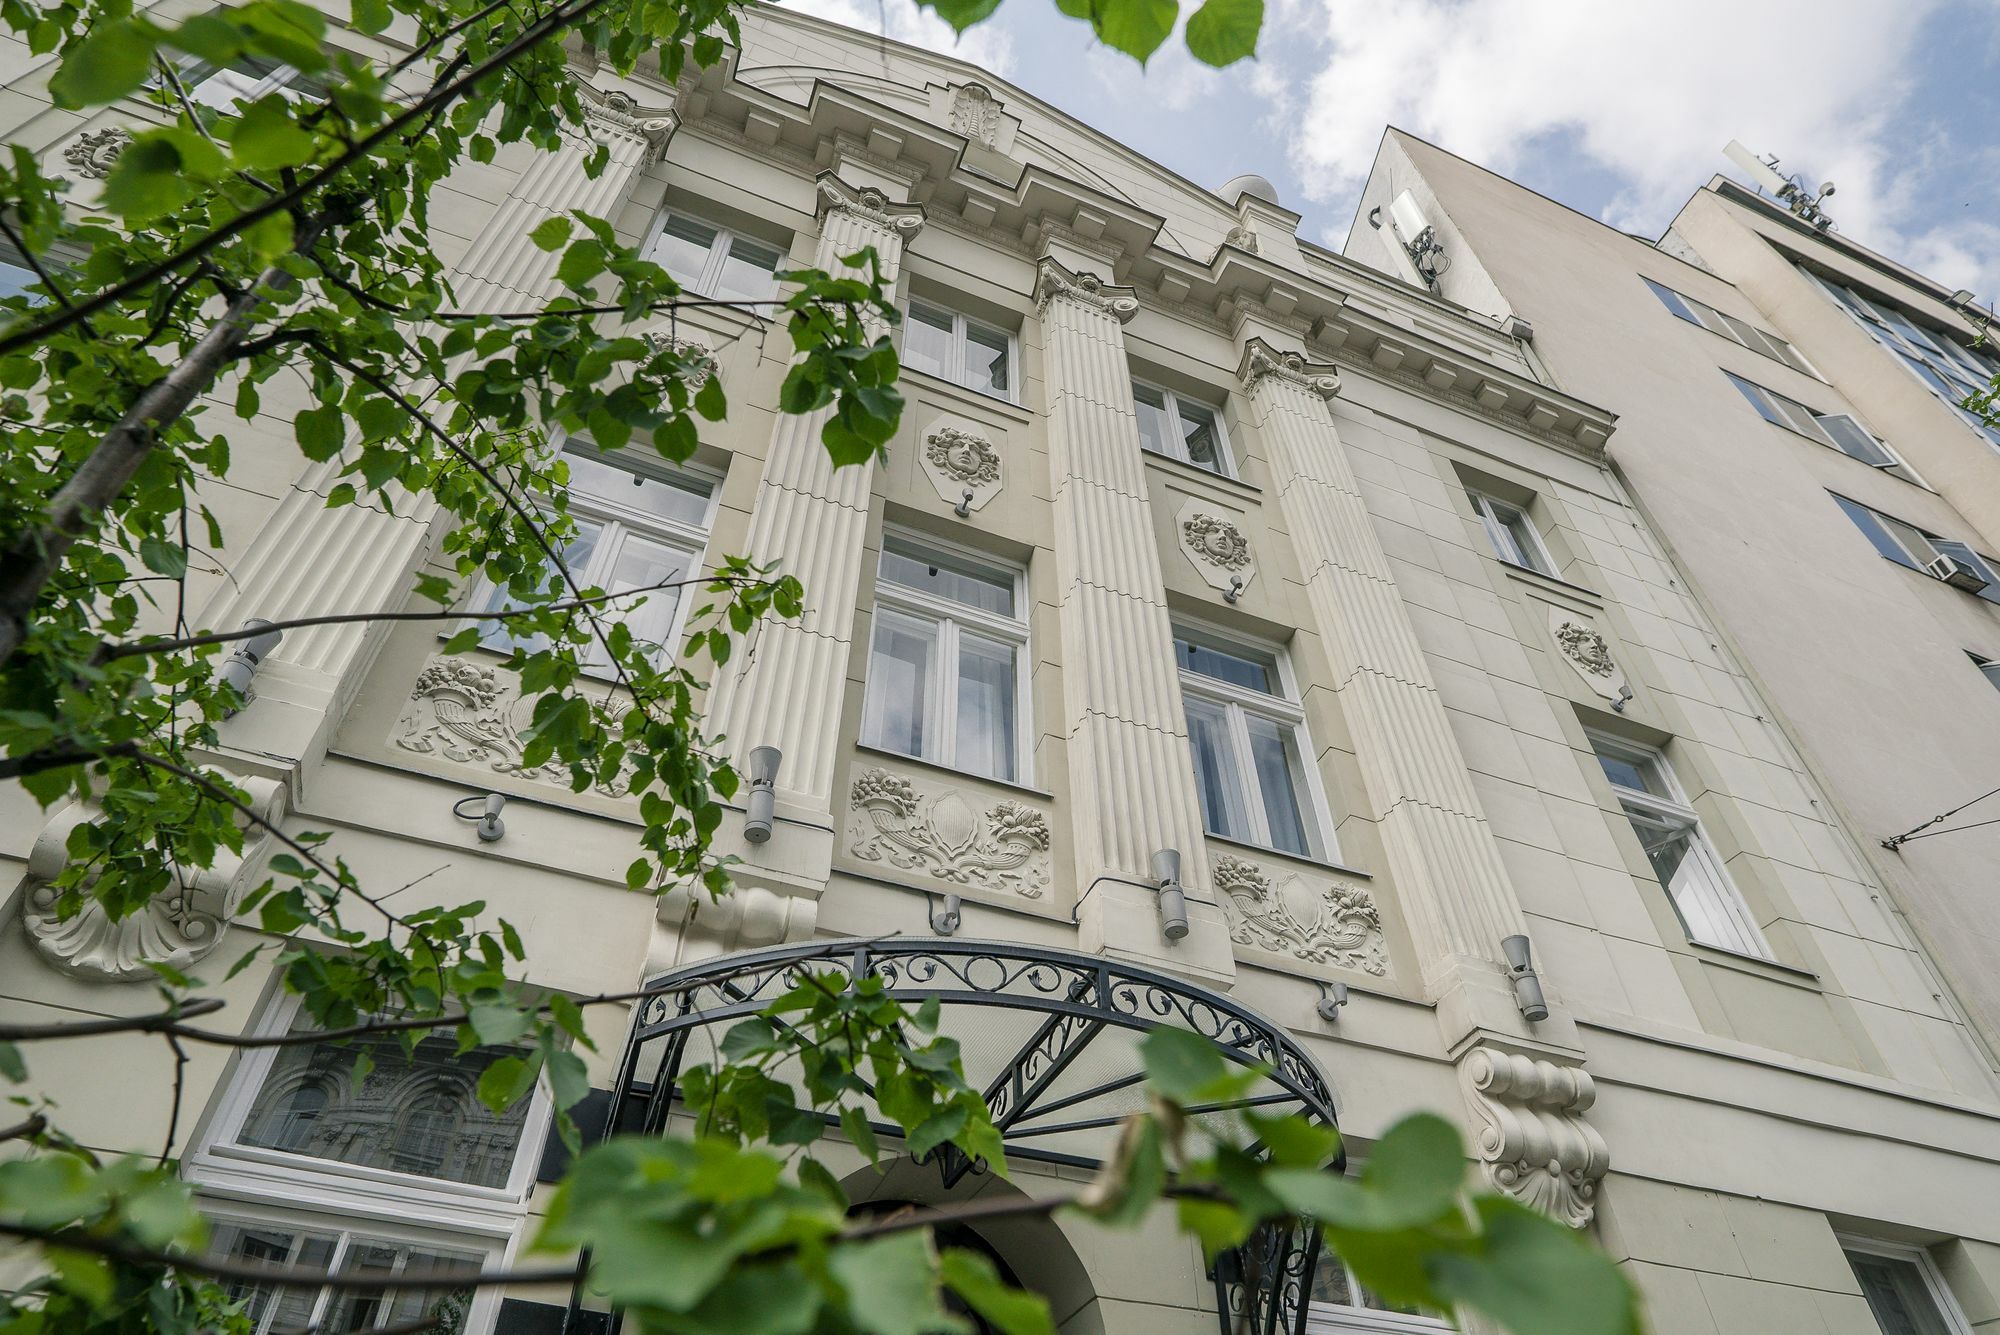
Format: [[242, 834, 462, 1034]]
[[0, 0, 1639, 1330]]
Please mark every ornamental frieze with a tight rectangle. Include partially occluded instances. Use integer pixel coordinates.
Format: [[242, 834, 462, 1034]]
[[846, 767, 1050, 897], [1212, 853, 1388, 975]]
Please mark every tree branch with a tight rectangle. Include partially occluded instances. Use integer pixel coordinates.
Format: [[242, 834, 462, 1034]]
[[0, 1114, 49, 1143], [0, 995, 225, 1041]]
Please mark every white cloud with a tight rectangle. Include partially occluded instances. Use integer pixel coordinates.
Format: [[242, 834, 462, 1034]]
[[1265, 0, 2000, 292], [771, 0, 1016, 76]]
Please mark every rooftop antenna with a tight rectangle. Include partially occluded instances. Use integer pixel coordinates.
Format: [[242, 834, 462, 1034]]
[[1723, 140, 1836, 231]]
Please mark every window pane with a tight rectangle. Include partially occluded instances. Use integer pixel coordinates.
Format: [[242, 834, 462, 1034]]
[[1816, 413, 1897, 467], [956, 634, 1018, 782], [1498, 509, 1551, 573], [318, 1241, 480, 1335], [862, 612, 938, 759], [563, 452, 711, 526], [1595, 750, 1654, 796], [1175, 635, 1275, 694], [598, 530, 688, 662], [903, 303, 956, 381], [209, 1222, 336, 1335], [964, 321, 1011, 396], [880, 543, 1015, 616], [1644, 279, 1698, 325], [1177, 400, 1225, 472], [652, 214, 720, 290], [1847, 1253, 1955, 1335], [1246, 714, 1312, 856], [1133, 382, 1174, 457], [1832, 495, 1921, 569], [1727, 374, 1788, 427], [714, 234, 782, 302], [1879, 515, 1941, 565], [237, 1023, 532, 1188], [1186, 698, 1250, 840], [475, 517, 605, 655], [1625, 806, 1767, 957]]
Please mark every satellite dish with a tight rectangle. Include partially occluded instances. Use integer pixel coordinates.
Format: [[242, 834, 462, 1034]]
[[1724, 140, 1790, 196]]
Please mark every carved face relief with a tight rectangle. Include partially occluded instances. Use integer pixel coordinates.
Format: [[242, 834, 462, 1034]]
[[1212, 854, 1388, 975], [918, 420, 1004, 512], [1176, 503, 1256, 596], [62, 127, 130, 181], [1545, 606, 1631, 704], [847, 767, 1051, 897]]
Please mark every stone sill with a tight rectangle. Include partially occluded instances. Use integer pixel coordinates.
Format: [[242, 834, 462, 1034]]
[[1203, 831, 1373, 881], [1499, 561, 1602, 608], [853, 744, 1055, 801], [1687, 938, 1822, 989], [1142, 449, 1264, 503], [900, 366, 1033, 423]]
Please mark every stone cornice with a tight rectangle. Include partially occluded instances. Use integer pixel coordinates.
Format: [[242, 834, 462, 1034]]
[[1237, 338, 1339, 400], [814, 172, 925, 238], [1034, 257, 1138, 323]]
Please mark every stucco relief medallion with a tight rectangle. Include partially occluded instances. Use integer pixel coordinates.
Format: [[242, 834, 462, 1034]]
[[1176, 501, 1256, 596], [846, 767, 1050, 897], [1212, 854, 1388, 974], [1458, 1046, 1610, 1228], [948, 82, 1003, 147], [1546, 607, 1630, 704], [918, 420, 1003, 512], [21, 774, 287, 982], [1222, 223, 1260, 255], [62, 126, 130, 181], [392, 654, 629, 795]]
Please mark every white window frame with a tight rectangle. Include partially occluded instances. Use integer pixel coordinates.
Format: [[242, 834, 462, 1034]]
[[860, 531, 1032, 784], [1837, 1236, 1974, 1335], [187, 989, 553, 1233], [463, 442, 720, 679], [195, 1196, 511, 1335], [1132, 376, 1236, 477], [902, 296, 1019, 403], [1176, 623, 1336, 862], [643, 208, 785, 301], [1589, 732, 1772, 960], [1467, 490, 1558, 577]]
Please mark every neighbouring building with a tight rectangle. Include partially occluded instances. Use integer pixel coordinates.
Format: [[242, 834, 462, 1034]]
[[5, 10, 2000, 1335]]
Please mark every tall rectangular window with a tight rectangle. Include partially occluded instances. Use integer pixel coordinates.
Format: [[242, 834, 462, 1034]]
[[902, 298, 1015, 400], [468, 447, 715, 675], [647, 210, 785, 302], [861, 535, 1028, 783], [1133, 379, 1233, 476], [1177, 629, 1330, 860], [206, 1214, 483, 1335], [1590, 734, 1771, 960], [1468, 491, 1558, 577]]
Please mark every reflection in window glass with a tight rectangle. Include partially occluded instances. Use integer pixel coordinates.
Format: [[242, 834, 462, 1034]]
[[1177, 629, 1327, 859], [904, 299, 1014, 400], [1845, 1250, 1957, 1335], [209, 1220, 479, 1335], [1131, 379, 1233, 476]]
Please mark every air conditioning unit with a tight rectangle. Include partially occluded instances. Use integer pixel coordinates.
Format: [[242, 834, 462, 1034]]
[[1927, 543, 1991, 592]]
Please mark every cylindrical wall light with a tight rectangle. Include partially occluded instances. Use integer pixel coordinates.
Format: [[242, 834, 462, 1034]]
[[218, 619, 284, 716], [1501, 933, 1549, 1022], [743, 745, 781, 844], [1152, 848, 1189, 942]]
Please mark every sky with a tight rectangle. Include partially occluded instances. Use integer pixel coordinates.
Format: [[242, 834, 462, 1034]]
[[775, 0, 2000, 299]]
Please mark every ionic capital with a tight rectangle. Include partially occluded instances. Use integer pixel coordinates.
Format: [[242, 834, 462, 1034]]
[[1033, 257, 1138, 323], [815, 173, 926, 240], [1237, 336, 1340, 400], [579, 85, 678, 164]]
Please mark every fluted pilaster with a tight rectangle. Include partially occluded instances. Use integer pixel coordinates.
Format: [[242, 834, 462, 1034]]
[[1239, 339, 1528, 981], [199, 98, 677, 755], [1038, 260, 1215, 918], [702, 175, 924, 806]]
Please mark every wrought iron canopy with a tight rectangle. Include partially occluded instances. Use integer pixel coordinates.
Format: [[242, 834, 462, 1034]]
[[610, 936, 1339, 1178]]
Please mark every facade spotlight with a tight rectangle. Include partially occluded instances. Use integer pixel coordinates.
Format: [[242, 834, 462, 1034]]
[[929, 893, 962, 936], [1317, 980, 1350, 1022], [1152, 848, 1189, 942], [453, 792, 508, 843], [744, 745, 781, 844], [1501, 933, 1549, 1022], [217, 619, 283, 716]]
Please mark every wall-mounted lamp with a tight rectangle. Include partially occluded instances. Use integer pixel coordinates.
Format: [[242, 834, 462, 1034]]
[[1316, 981, 1350, 1022], [453, 792, 508, 843], [217, 619, 283, 717], [1610, 683, 1635, 713], [1501, 933, 1549, 1022], [743, 745, 781, 844], [1223, 575, 1244, 605], [954, 487, 974, 519], [1501, 315, 1535, 344], [929, 893, 962, 936], [1152, 848, 1189, 942]]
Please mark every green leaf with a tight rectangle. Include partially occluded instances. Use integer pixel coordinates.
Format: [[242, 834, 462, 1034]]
[[1268, 1114, 1464, 1233], [0, 1041, 24, 1082], [138, 535, 188, 579], [295, 404, 345, 459], [922, 0, 1004, 33], [941, 1248, 1052, 1335], [590, 1216, 741, 1312], [1139, 1026, 1230, 1103], [829, 1232, 946, 1335], [1182, 0, 1261, 65], [468, 1001, 531, 1047], [529, 216, 573, 251], [228, 96, 317, 171], [841, 1106, 880, 1165], [350, 0, 391, 33], [100, 129, 227, 223], [906, 1102, 968, 1158], [48, 18, 157, 108], [475, 1053, 540, 1113], [1092, 0, 1178, 62], [556, 238, 607, 288], [1432, 1197, 1640, 1335]]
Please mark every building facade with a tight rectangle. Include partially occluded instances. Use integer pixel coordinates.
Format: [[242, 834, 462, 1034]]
[[6, 10, 2000, 1335]]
